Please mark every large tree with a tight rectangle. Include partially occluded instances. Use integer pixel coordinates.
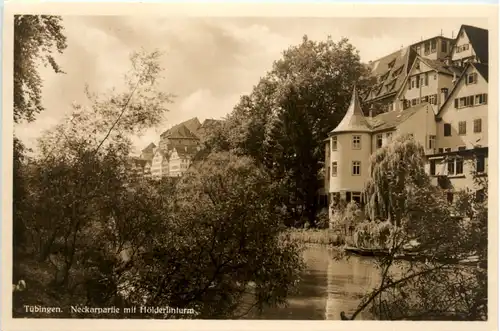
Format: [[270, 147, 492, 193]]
[[14, 15, 67, 124], [204, 36, 374, 227], [346, 135, 486, 321]]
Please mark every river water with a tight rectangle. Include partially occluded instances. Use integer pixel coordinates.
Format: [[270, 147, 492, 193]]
[[250, 245, 382, 320]]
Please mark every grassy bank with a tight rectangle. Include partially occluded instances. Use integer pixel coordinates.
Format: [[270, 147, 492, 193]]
[[287, 228, 347, 246]]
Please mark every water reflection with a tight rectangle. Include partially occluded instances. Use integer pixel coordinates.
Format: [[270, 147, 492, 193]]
[[250, 246, 382, 320]]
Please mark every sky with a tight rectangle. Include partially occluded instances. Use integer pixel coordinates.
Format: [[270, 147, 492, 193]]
[[14, 16, 488, 154]]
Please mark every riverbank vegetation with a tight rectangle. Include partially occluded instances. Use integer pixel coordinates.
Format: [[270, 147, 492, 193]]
[[343, 134, 488, 321]]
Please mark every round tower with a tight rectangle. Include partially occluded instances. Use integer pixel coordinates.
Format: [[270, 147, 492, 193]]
[[327, 86, 372, 207]]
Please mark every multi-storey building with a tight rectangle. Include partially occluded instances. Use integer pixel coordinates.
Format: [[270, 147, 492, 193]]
[[169, 146, 199, 177], [325, 24, 489, 222]]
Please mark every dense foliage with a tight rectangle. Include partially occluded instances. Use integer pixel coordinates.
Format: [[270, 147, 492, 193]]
[[345, 134, 488, 321], [202, 36, 376, 227], [12, 46, 303, 318]]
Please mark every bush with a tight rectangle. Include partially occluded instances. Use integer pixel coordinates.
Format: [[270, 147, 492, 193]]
[[352, 220, 394, 249]]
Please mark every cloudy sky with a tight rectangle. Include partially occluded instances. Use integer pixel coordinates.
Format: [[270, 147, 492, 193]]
[[15, 16, 487, 154]]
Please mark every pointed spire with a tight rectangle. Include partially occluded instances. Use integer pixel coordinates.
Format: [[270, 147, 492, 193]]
[[331, 86, 371, 133]]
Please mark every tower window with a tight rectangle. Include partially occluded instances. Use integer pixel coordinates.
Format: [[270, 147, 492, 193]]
[[352, 135, 361, 149], [331, 136, 338, 151], [331, 162, 338, 177]]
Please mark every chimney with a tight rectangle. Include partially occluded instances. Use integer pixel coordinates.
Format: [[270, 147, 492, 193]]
[[369, 104, 374, 117], [440, 88, 449, 107]]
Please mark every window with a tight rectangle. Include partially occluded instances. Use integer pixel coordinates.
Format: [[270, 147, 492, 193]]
[[376, 134, 383, 149], [441, 40, 447, 53], [352, 135, 361, 149], [411, 80, 415, 89], [458, 146, 466, 151], [429, 94, 437, 105], [456, 157, 464, 175], [424, 72, 429, 86], [352, 192, 362, 204], [428, 135, 436, 149], [331, 136, 338, 151], [474, 119, 482, 133], [476, 155, 485, 173], [331, 162, 338, 177], [431, 39, 437, 52], [430, 160, 436, 175], [445, 148, 452, 152], [422, 95, 429, 103], [475, 93, 488, 105], [416, 75, 420, 88], [386, 132, 393, 140], [458, 121, 467, 135], [444, 123, 452, 136], [352, 161, 361, 176], [447, 158, 455, 175], [424, 42, 430, 53], [388, 59, 396, 69], [447, 192, 454, 204], [466, 73, 478, 85], [416, 45, 421, 54], [438, 148, 444, 153]]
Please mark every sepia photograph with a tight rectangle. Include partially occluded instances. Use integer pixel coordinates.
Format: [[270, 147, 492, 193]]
[[1, 2, 498, 331]]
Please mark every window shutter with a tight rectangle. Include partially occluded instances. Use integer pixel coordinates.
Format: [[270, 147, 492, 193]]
[[484, 93, 488, 104], [454, 99, 458, 108], [473, 73, 478, 83]]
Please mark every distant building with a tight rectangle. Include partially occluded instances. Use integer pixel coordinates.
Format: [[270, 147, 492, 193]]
[[140, 142, 156, 161], [169, 146, 199, 177]]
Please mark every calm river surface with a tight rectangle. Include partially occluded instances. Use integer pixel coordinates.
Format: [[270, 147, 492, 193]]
[[250, 245, 382, 320]]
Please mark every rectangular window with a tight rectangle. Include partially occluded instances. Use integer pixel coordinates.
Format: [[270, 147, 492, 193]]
[[411, 80, 415, 89], [429, 94, 437, 105], [331, 162, 338, 177], [445, 148, 452, 152], [376, 134, 383, 149], [456, 157, 464, 174], [331, 136, 338, 151], [444, 123, 452, 136], [424, 72, 429, 86], [416, 75, 420, 88], [352, 192, 362, 204], [447, 158, 455, 175], [474, 119, 482, 133], [475, 93, 488, 105], [430, 160, 436, 175], [476, 155, 485, 173], [424, 42, 430, 53], [352, 161, 361, 176], [428, 135, 436, 149], [458, 146, 466, 151], [458, 121, 467, 135], [352, 135, 361, 149], [441, 40, 447, 53], [466, 73, 478, 85], [431, 39, 437, 52], [438, 148, 444, 153], [422, 95, 429, 103]]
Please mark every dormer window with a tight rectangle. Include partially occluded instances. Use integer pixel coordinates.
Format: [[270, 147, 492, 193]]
[[466, 73, 478, 85], [388, 59, 396, 69]]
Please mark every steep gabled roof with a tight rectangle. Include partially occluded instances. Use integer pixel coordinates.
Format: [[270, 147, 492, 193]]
[[458, 25, 489, 63], [367, 103, 430, 132], [160, 117, 201, 139], [331, 87, 371, 134], [472, 63, 489, 82], [436, 62, 488, 118], [161, 123, 200, 140], [364, 47, 417, 102], [395, 55, 461, 101], [141, 142, 156, 152]]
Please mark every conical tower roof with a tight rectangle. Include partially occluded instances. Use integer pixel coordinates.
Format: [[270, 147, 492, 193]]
[[331, 86, 371, 133]]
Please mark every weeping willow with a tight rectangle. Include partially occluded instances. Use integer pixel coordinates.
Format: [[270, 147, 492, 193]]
[[364, 134, 432, 226]]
